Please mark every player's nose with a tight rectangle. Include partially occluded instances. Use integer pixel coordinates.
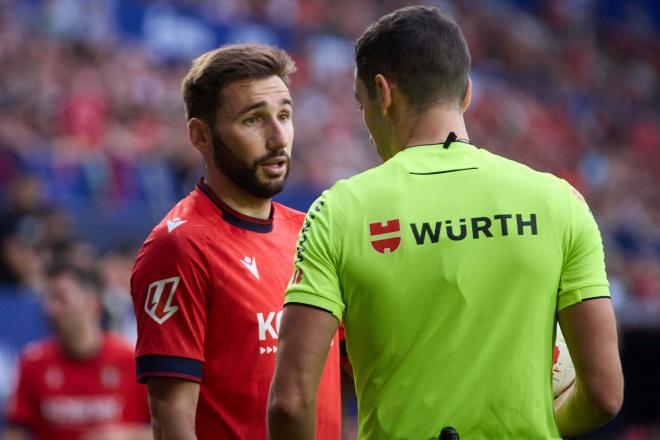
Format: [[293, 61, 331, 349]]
[[266, 118, 291, 151]]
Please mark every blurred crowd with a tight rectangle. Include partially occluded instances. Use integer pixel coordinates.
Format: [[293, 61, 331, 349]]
[[0, 0, 658, 334]]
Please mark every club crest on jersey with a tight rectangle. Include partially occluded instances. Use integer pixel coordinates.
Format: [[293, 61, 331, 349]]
[[369, 219, 401, 254], [145, 277, 180, 324]]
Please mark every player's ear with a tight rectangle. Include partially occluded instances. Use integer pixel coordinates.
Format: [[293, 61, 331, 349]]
[[374, 74, 393, 116], [461, 78, 472, 113], [188, 118, 213, 155]]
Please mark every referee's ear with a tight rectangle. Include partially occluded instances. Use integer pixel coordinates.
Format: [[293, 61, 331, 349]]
[[374, 73, 393, 116], [461, 78, 472, 113]]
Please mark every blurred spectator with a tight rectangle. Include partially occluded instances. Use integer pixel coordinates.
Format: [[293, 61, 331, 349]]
[[98, 245, 139, 343], [0, 175, 47, 290], [3, 261, 151, 440]]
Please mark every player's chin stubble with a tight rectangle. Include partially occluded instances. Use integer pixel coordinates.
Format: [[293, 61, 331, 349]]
[[211, 132, 290, 199]]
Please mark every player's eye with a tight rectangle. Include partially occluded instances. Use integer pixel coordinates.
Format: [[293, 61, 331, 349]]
[[243, 116, 260, 126], [278, 111, 291, 122]]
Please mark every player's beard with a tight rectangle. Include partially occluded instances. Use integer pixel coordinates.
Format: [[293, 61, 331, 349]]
[[211, 131, 290, 199]]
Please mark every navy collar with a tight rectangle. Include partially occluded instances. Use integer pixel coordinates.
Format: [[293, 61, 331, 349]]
[[196, 178, 274, 233]]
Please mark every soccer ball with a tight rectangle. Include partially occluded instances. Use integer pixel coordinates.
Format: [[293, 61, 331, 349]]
[[552, 325, 575, 397]]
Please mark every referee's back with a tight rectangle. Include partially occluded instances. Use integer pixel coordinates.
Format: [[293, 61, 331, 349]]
[[292, 140, 608, 439]]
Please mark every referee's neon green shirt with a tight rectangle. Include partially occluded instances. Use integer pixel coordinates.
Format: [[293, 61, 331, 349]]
[[285, 141, 610, 440]]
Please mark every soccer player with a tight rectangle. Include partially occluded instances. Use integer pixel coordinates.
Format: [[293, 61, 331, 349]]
[[130, 43, 341, 439], [5, 261, 151, 440], [268, 6, 623, 439]]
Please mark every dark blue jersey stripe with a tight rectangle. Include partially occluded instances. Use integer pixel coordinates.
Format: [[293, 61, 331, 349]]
[[136, 355, 203, 383]]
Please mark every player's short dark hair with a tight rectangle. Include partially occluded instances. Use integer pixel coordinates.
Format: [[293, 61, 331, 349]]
[[355, 6, 471, 110], [181, 43, 296, 127], [46, 260, 101, 294]]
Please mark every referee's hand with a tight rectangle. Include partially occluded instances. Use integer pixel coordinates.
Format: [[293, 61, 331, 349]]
[[554, 380, 576, 412]]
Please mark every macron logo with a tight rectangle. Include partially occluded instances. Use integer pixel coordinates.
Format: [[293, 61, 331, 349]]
[[240, 256, 260, 280], [166, 217, 187, 233]]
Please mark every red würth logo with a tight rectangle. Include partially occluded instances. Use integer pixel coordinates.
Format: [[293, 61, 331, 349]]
[[369, 219, 401, 254], [145, 277, 180, 324]]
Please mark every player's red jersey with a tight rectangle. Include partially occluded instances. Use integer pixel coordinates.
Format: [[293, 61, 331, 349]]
[[130, 179, 341, 439], [6, 333, 149, 440]]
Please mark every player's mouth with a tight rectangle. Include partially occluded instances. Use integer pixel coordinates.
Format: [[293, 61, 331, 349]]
[[260, 157, 288, 177]]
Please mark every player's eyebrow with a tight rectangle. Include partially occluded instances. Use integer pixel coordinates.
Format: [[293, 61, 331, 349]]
[[236, 98, 293, 116]]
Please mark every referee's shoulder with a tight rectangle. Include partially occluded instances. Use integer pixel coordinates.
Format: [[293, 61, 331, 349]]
[[323, 160, 392, 201], [484, 148, 571, 192]]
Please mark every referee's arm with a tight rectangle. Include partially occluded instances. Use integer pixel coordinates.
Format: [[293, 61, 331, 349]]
[[267, 303, 339, 440], [554, 297, 624, 437]]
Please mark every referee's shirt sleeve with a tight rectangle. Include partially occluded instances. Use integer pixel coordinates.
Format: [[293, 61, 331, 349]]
[[285, 191, 345, 323], [557, 183, 610, 311]]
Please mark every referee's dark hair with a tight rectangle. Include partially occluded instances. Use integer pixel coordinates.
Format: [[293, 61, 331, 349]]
[[181, 43, 296, 130], [355, 5, 471, 111]]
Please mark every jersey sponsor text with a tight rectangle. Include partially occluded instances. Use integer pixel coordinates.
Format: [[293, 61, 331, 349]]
[[410, 213, 538, 245]]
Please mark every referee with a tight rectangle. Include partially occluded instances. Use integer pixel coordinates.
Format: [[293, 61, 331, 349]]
[[268, 5, 623, 440]]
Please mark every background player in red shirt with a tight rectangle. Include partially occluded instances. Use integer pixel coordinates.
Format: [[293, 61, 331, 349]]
[[4, 262, 151, 440], [130, 43, 342, 439]]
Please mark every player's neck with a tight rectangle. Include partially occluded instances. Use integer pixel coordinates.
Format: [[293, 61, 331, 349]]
[[204, 169, 272, 220], [60, 325, 103, 359], [400, 107, 469, 151]]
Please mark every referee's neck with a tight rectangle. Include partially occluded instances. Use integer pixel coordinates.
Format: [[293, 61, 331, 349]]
[[402, 108, 469, 151]]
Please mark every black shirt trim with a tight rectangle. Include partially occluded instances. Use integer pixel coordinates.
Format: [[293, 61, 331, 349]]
[[196, 178, 274, 233], [136, 354, 203, 383], [284, 302, 335, 315], [581, 296, 611, 302], [409, 167, 479, 176]]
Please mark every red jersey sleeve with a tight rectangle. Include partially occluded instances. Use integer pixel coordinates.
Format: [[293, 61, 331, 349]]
[[6, 352, 38, 428], [131, 228, 210, 383]]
